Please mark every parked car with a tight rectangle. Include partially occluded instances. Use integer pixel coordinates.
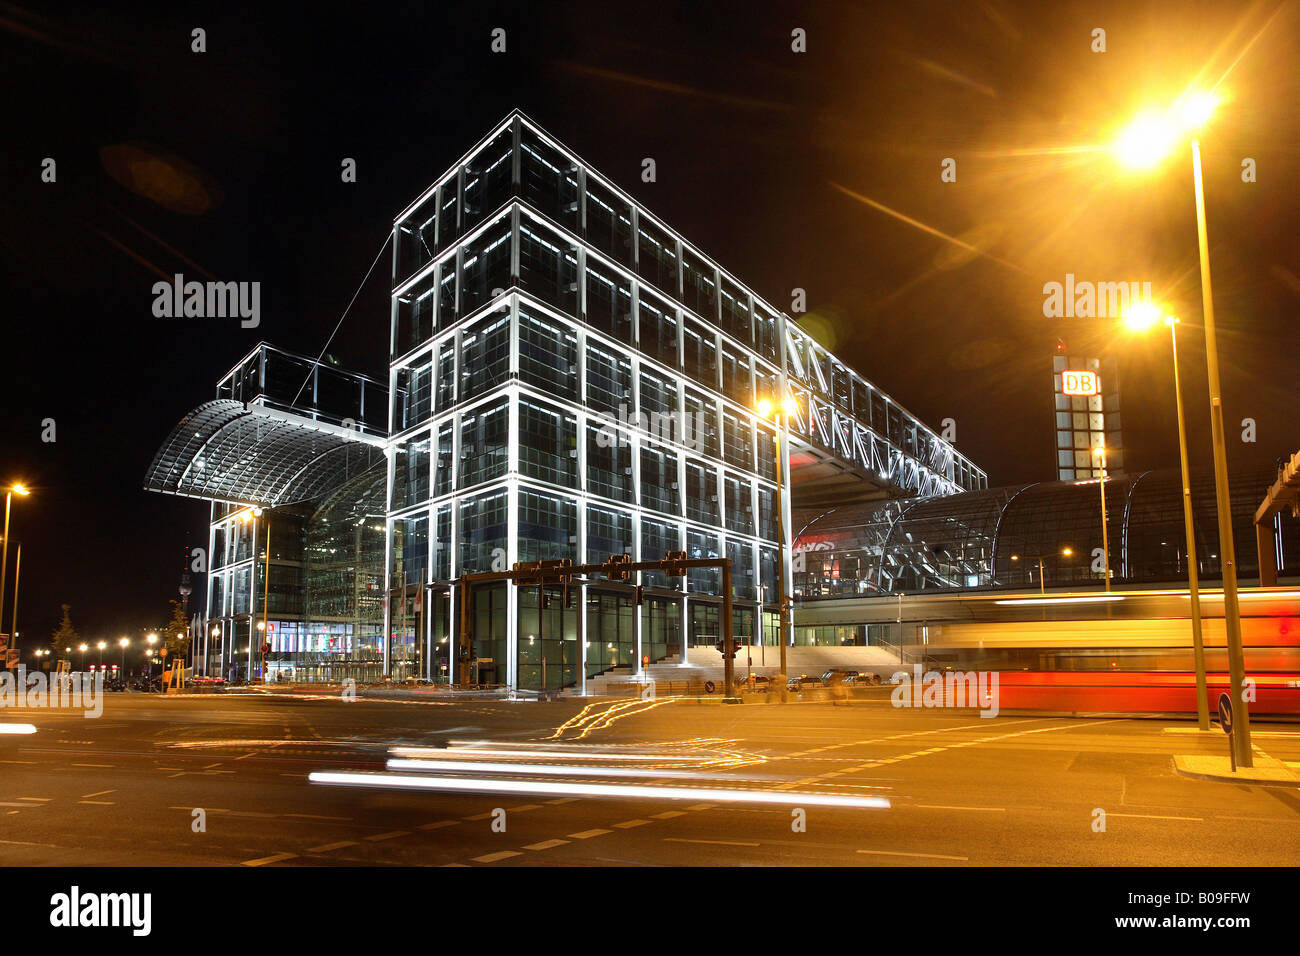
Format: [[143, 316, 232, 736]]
[[787, 675, 820, 690], [820, 669, 860, 685], [739, 675, 773, 692], [846, 672, 883, 686]]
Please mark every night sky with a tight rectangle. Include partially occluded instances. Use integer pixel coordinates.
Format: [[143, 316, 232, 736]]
[[3, 0, 1298, 642]]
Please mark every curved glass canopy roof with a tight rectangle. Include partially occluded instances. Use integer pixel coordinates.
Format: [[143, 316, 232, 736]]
[[144, 399, 387, 508]]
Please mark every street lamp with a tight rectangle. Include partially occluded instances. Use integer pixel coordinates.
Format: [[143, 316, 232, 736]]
[[96, 640, 106, 669], [1123, 304, 1211, 730], [119, 637, 129, 674], [0, 483, 30, 656], [1092, 445, 1111, 592], [1115, 90, 1251, 764], [1009, 547, 1074, 595], [78, 643, 88, 669], [755, 394, 798, 692]]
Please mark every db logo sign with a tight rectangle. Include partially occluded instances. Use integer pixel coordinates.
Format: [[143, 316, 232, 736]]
[[1061, 369, 1100, 396]]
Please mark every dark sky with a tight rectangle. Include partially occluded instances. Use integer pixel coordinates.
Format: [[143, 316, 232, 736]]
[[3, 0, 1298, 642]]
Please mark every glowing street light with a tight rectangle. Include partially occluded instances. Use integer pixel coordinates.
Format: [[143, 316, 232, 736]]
[[119, 637, 129, 673], [1093, 444, 1111, 593], [755, 392, 799, 692], [1114, 88, 1250, 763], [0, 482, 31, 655], [1009, 548, 1075, 594], [1122, 305, 1211, 729]]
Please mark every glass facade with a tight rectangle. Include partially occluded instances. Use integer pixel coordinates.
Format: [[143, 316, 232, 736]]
[[386, 111, 985, 691]]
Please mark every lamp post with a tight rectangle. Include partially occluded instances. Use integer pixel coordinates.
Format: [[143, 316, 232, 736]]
[[756, 395, 797, 693], [1115, 91, 1250, 764], [9, 541, 20, 657], [1009, 548, 1073, 594], [1092, 445, 1112, 591], [119, 637, 129, 675], [78, 643, 88, 669], [1123, 305, 1211, 730], [96, 640, 106, 669], [0, 483, 30, 651]]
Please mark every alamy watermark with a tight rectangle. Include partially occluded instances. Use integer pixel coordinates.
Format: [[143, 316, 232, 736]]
[[0, 667, 104, 718], [152, 273, 260, 328], [1042, 274, 1152, 319], [592, 404, 707, 452], [890, 664, 999, 718]]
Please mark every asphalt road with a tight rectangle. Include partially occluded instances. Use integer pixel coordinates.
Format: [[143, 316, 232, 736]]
[[3, 690, 1300, 867]]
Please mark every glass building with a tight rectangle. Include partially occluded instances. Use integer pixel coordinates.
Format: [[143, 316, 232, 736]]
[[1052, 344, 1122, 481], [146, 344, 389, 681], [791, 467, 1300, 605], [385, 110, 985, 691]]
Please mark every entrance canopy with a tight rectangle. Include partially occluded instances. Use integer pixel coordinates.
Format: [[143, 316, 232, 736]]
[[144, 399, 387, 508]]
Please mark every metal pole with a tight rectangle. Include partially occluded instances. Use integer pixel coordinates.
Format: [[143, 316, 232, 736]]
[[1192, 138, 1251, 765], [10, 542, 20, 655], [775, 416, 788, 691], [1170, 320, 1210, 730], [1038, 556, 1045, 595], [722, 558, 735, 700], [1097, 451, 1112, 591], [261, 512, 271, 682], [0, 492, 11, 650]]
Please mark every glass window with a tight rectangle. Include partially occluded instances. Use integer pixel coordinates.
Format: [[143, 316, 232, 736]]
[[517, 490, 577, 563], [396, 193, 438, 282], [585, 178, 633, 267], [434, 504, 452, 579], [518, 308, 578, 400], [519, 398, 577, 488], [586, 506, 633, 565], [462, 130, 513, 232], [460, 308, 510, 401], [637, 218, 679, 299], [721, 412, 752, 471], [757, 486, 776, 541], [685, 460, 718, 525], [638, 288, 678, 368], [396, 361, 432, 432], [686, 530, 721, 595], [727, 538, 756, 601], [640, 444, 679, 516], [520, 127, 579, 229], [682, 318, 716, 390], [586, 343, 632, 416], [440, 177, 461, 247], [641, 518, 681, 589], [683, 390, 718, 458], [433, 421, 454, 497], [459, 399, 509, 489], [586, 422, 633, 503], [754, 303, 779, 362], [681, 249, 717, 322], [584, 257, 633, 345], [436, 340, 456, 410], [459, 216, 511, 316], [723, 473, 753, 536], [263, 351, 312, 407], [719, 277, 752, 347], [459, 491, 507, 573], [720, 346, 750, 405], [756, 424, 776, 481], [519, 220, 578, 314], [437, 262, 457, 333]]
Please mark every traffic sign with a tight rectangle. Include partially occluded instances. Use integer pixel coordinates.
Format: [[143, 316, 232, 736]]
[[261, 643, 272, 654], [160, 646, 168, 657], [1217, 692, 1233, 734]]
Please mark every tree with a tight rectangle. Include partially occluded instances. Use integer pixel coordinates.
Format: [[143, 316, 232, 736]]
[[50, 604, 78, 658], [163, 599, 191, 659]]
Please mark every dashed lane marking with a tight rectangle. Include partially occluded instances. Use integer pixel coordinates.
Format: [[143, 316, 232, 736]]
[[664, 838, 759, 847], [567, 828, 611, 840], [306, 841, 358, 853], [242, 852, 298, 867], [523, 839, 570, 851], [365, 830, 411, 841], [613, 819, 651, 829], [857, 849, 967, 861], [472, 850, 521, 863]]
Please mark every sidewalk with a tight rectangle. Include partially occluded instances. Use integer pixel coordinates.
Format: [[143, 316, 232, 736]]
[[1173, 739, 1300, 787]]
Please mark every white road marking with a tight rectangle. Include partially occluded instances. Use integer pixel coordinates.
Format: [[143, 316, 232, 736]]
[[857, 849, 967, 861], [242, 852, 298, 867], [523, 839, 570, 850], [472, 850, 521, 863], [306, 841, 358, 852], [665, 838, 760, 847], [567, 828, 612, 839]]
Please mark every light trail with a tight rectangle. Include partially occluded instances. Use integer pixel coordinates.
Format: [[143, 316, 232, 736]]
[[309, 770, 891, 809], [398, 745, 718, 763], [0, 723, 36, 735], [386, 758, 709, 779]]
